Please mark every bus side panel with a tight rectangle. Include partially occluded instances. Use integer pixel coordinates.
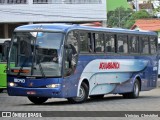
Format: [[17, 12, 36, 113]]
[[77, 55, 158, 96], [112, 78, 134, 94], [0, 63, 7, 88], [113, 56, 158, 93]]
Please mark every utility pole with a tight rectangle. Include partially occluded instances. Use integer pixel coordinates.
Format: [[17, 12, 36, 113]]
[[135, 0, 139, 11]]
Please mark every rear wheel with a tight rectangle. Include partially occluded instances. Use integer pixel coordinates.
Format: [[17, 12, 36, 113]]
[[28, 96, 48, 104], [0, 89, 3, 93], [122, 93, 129, 98], [67, 82, 89, 103], [130, 79, 140, 98], [123, 79, 140, 98]]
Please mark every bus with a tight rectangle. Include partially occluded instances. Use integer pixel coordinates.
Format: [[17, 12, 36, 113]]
[[0, 39, 10, 93], [7, 24, 158, 104], [158, 39, 160, 76]]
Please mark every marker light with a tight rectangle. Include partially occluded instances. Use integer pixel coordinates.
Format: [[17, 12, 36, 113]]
[[46, 84, 60, 88], [9, 82, 17, 87]]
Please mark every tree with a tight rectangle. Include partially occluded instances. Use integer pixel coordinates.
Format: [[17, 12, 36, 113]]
[[154, 5, 160, 12], [124, 10, 151, 28], [107, 7, 133, 28], [153, 6, 160, 17]]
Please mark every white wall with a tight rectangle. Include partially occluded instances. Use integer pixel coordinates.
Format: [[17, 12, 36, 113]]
[[0, 0, 106, 23]]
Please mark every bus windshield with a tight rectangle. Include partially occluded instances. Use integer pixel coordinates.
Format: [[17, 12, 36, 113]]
[[8, 32, 63, 77]]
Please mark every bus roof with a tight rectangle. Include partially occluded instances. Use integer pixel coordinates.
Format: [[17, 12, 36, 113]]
[[14, 24, 157, 36]]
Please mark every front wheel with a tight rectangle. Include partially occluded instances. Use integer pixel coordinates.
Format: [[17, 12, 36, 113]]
[[67, 82, 89, 103], [28, 96, 48, 104], [0, 89, 3, 93]]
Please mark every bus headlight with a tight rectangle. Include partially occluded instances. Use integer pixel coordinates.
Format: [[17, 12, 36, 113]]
[[9, 82, 17, 87], [46, 84, 60, 88]]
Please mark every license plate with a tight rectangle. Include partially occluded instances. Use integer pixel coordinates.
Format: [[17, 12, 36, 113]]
[[27, 91, 36, 95]]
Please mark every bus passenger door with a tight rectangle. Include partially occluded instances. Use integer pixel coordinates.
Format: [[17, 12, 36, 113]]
[[63, 31, 79, 97]]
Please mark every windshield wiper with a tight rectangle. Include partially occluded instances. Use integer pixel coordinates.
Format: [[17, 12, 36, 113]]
[[38, 62, 46, 78], [36, 54, 46, 78], [31, 37, 46, 78]]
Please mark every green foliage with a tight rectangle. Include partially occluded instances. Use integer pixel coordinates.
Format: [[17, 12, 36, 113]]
[[107, 7, 151, 29], [125, 10, 151, 28], [107, 7, 133, 28], [154, 6, 160, 12], [153, 6, 160, 16]]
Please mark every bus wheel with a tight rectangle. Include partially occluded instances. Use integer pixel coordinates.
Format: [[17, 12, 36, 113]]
[[28, 96, 48, 104], [130, 79, 140, 98], [123, 79, 140, 99], [0, 89, 3, 93], [67, 82, 89, 103], [122, 93, 130, 98], [90, 95, 104, 99]]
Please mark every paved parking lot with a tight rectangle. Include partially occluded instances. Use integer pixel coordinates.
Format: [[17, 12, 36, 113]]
[[1, 87, 160, 111], [0, 79, 160, 120]]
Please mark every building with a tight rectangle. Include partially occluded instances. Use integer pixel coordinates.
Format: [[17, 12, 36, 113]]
[[0, 0, 107, 39], [131, 19, 160, 41], [128, 0, 160, 13]]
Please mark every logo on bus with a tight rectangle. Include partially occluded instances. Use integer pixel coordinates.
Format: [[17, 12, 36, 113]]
[[99, 62, 120, 70], [14, 78, 25, 83]]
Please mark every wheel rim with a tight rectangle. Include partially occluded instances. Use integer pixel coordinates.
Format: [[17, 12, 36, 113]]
[[74, 86, 85, 101], [79, 86, 85, 98], [134, 82, 139, 97]]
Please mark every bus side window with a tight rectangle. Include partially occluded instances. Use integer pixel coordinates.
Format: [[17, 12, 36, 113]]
[[140, 36, 149, 54], [79, 32, 92, 53], [94, 33, 104, 53], [117, 35, 128, 53], [64, 31, 78, 76], [88, 33, 92, 52], [105, 34, 115, 53], [129, 36, 139, 53], [150, 36, 157, 54]]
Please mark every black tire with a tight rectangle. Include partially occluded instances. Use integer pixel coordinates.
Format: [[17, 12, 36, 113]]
[[122, 93, 130, 98], [28, 96, 48, 104], [90, 95, 104, 99], [67, 82, 89, 103], [123, 79, 140, 99], [0, 89, 3, 93]]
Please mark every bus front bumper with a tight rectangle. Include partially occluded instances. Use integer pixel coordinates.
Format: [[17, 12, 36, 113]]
[[7, 87, 63, 98]]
